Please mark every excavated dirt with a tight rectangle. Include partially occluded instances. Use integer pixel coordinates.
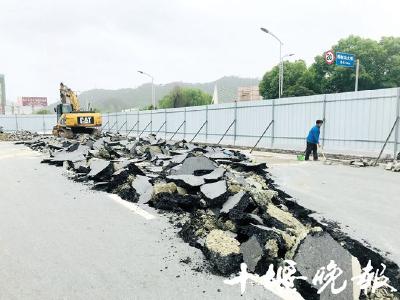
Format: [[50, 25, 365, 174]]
[[16, 132, 400, 299]]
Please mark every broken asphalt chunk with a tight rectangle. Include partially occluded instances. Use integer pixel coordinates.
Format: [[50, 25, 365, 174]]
[[87, 158, 113, 180], [294, 232, 361, 300], [220, 191, 252, 214], [202, 167, 225, 182], [167, 175, 205, 188], [204, 229, 242, 275], [200, 180, 228, 207], [131, 175, 153, 204], [239, 235, 264, 272], [171, 156, 216, 175]]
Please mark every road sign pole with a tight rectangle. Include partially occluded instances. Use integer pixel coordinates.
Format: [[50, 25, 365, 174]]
[[355, 59, 360, 91], [278, 43, 282, 98]]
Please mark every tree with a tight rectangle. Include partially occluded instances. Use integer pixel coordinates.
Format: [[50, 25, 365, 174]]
[[34, 109, 51, 114], [259, 35, 400, 99], [311, 35, 400, 93], [141, 104, 155, 111], [158, 87, 212, 108], [259, 60, 315, 99]]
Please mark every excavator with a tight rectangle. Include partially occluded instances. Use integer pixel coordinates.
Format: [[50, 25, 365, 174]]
[[52, 83, 102, 138]]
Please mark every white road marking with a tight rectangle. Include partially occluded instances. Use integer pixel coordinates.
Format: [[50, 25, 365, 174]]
[[108, 194, 156, 220], [0, 150, 41, 160]]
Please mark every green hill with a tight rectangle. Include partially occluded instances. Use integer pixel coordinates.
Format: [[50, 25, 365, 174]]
[[73, 76, 259, 112]]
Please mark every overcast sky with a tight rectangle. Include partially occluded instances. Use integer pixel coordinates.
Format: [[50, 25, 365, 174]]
[[0, 0, 399, 104]]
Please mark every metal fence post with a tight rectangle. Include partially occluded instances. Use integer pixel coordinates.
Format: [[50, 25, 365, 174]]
[[205, 105, 209, 143], [125, 112, 128, 134], [184, 107, 187, 140], [234, 101, 238, 145], [164, 109, 167, 140], [394, 88, 400, 157], [271, 99, 275, 147], [322, 94, 327, 147], [115, 113, 118, 133], [107, 112, 110, 131], [42, 115, 46, 134], [137, 110, 140, 136], [150, 109, 153, 133], [15, 114, 18, 131]]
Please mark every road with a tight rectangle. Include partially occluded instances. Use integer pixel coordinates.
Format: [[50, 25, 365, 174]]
[[249, 150, 400, 267], [0, 142, 275, 300]]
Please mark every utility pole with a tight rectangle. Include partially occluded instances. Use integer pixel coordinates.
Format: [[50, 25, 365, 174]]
[[281, 53, 295, 96], [260, 28, 283, 98], [138, 70, 155, 109]]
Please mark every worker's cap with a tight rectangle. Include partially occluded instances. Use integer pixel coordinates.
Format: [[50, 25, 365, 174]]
[[316, 119, 324, 124]]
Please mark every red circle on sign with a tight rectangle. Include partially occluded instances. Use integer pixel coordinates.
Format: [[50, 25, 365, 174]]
[[325, 50, 335, 65]]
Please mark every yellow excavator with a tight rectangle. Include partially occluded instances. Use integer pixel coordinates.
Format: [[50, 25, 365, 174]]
[[52, 83, 102, 138]]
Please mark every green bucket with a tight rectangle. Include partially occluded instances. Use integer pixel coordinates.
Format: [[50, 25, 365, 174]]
[[297, 154, 305, 161]]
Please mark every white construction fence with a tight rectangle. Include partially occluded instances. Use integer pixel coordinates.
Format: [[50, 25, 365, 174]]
[[1, 87, 399, 157]]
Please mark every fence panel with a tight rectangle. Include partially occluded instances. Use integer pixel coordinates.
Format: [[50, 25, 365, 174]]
[[165, 108, 185, 140], [207, 103, 236, 145], [125, 112, 139, 137], [236, 101, 273, 149], [324, 88, 398, 156], [185, 106, 207, 142], [152, 110, 166, 138], [43, 115, 57, 134], [274, 95, 325, 151], [0, 115, 18, 131]]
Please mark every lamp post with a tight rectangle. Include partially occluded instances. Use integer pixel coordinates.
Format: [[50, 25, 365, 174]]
[[260, 27, 283, 98], [281, 53, 295, 96], [138, 70, 155, 109]]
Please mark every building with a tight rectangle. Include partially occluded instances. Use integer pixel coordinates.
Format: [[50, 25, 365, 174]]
[[16, 96, 48, 114], [212, 84, 219, 104], [237, 86, 262, 101], [0, 74, 6, 114]]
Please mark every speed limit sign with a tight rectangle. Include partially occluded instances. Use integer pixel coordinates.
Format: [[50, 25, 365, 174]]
[[325, 50, 335, 65]]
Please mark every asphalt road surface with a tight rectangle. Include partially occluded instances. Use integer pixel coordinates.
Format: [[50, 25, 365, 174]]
[[250, 150, 400, 267], [0, 142, 280, 300]]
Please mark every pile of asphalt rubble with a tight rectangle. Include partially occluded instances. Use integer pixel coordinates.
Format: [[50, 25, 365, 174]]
[[342, 157, 400, 172], [18, 133, 399, 299], [0, 130, 38, 141]]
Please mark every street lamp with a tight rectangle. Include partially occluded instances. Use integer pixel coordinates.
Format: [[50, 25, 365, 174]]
[[260, 27, 283, 98], [138, 70, 155, 109], [281, 53, 295, 96]]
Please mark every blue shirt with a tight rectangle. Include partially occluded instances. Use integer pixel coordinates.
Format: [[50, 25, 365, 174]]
[[307, 125, 320, 144]]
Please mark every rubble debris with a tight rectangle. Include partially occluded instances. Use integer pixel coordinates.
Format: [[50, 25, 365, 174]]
[[17, 132, 400, 299], [384, 160, 400, 172], [153, 182, 177, 195], [202, 167, 225, 182], [220, 191, 250, 215], [294, 232, 361, 300], [204, 229, 242, 275], [131, 175, 153, 204], [0, 130, 38, 141], [167, 175, 205, 188], [171, 156, 216, 175], [88, 158, 113, 180], [239, 235, 264, 272], [200, 180, 228, 206]]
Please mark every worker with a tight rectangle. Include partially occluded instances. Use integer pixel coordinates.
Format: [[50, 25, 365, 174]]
[[305, 120, 324, 161]]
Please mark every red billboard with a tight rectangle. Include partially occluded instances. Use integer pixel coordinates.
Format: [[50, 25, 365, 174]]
[[20, 97, 48, 107]]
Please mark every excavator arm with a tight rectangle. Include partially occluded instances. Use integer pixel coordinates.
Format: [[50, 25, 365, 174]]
[[59, 83, 80, 111]]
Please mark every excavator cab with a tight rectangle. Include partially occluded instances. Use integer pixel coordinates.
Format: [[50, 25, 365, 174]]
[[55, 104, 73, 121]]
